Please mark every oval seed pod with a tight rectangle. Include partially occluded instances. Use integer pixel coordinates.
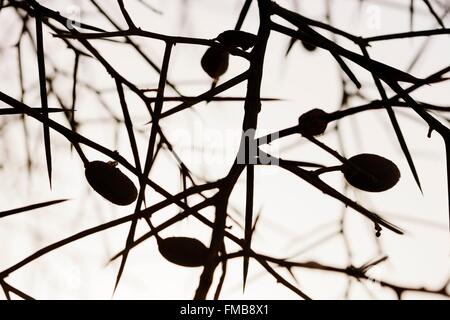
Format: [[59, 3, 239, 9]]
[[85, 161, 138, 206], [217, 30, 257, 50], [201, 47, 229, 80], [301, 40, 317, 52], [342, 154, 401, 192], [158, 237, 208, 267], [297, 108, 329, 136]]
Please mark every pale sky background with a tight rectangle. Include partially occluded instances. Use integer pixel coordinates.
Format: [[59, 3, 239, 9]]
[[0, 0, 449, 299]]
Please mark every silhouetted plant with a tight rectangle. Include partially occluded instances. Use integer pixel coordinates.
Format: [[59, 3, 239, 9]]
[[0, 0, 449, 300], [341, 154, 401, 193]]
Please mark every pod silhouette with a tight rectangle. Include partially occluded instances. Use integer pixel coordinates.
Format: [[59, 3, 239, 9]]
[[342, 154, 401, 192], [217, 30, 257, 50], [85, 161, 138, 206], [297, 108, 329, 136], [201, 47, 229, 80], [158, 237, 209, 267]]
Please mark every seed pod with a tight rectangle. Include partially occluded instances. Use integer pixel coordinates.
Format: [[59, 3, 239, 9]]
[[85, 161, 138, 206], [342, 154, 401, 192], [301, 40, 317, 52], [217, 30, 257, 50], [201, 47, 229, 80], [158, 237, 208, 267], [297, 108, 329, 136]]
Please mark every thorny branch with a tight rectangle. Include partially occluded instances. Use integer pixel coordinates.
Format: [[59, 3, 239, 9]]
[[0, 0, 449, 300]]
